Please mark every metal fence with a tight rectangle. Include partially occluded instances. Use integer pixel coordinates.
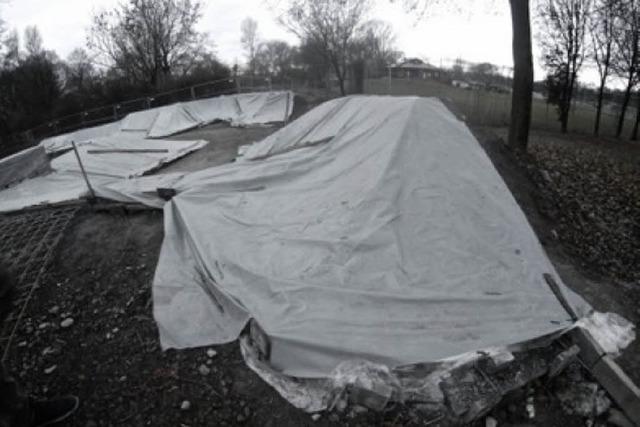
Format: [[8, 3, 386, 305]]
[[365, 76, 639, 139]]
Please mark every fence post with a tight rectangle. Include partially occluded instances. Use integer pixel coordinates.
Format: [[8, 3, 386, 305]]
[[190, 86, 196, 100], [71, 141, 96, 202], [235, 77, 241, 94], [284, 92, 291, 126]]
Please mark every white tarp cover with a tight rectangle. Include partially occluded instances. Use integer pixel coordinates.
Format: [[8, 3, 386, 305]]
[[0, 136, 207, 212], [0, 146, 50, 188], [39, 121, 122, 154], [51, 136, 207, 178], [38, 91, 294, 153], [0, 172, 112, 212], [151, 96, 589, 378], [145, 104, 201, 139]]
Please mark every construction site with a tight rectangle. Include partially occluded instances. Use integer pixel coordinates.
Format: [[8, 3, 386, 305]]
[[0, 79, 638, 427]]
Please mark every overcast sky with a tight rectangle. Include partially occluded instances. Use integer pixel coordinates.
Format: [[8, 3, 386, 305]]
[[2, 0, 595, 83]]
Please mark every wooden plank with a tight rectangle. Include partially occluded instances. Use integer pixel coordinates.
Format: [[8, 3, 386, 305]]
[[591, 355, 640, 425], [86, 149, 169, 154], [567, 327, 606, 369], [570, 327, 640, 425]]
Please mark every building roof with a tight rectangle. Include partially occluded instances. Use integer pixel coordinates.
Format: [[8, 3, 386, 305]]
[[389, 60, 440, 71]]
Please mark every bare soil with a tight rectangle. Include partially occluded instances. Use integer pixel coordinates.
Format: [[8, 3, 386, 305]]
[[3, 120, 640, 426]]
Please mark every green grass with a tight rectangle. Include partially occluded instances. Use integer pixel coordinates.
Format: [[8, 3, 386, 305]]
[[364, 78, 636, 139]]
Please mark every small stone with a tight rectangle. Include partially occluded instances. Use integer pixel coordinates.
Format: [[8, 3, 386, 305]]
[[44, 365, 57, 374], [17, 341, 27, 348], [311, 413, 321, 421], [119, 375, 127, 382], [198, 364, 211, 376], [180, 400, 191, 411], [86, 421, 97, 427], [236, 414, 246, 423], [206, 349, 217, 358], [38, 323, 49, 330], [49, 306, 60, 314], [485, 416, 498, 427], [60, 318, 74, 328]]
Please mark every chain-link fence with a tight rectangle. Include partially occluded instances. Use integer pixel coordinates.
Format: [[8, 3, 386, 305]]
[[365, 77, 638, 139]]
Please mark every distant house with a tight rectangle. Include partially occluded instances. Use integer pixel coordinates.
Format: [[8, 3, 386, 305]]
[[388, 59, 444, 80]]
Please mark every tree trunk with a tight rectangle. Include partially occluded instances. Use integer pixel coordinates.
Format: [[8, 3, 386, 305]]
[[632, 93, 640, 140], [594, 75, 606, 136], [508, 0, 533, 152], [616, 77, 634, 137], [330, 57, 346, 96]]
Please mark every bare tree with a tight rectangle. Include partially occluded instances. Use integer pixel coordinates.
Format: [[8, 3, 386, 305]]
[[24, 25, 43, 57], [241, 17, 260, 76], [64, 48, 95, 92], [278, 0, 372, 95], [353, 20, 402, 77], [88, 0, 207, 89], [538, 0, 593, 133], [254, 40, 296, 78], [613, 0, 640, 138], [2, 29, 19, 68], [590, 0, 620, 135]]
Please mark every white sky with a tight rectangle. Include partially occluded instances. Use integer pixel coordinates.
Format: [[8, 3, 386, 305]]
[[0, 0, 599, 84]]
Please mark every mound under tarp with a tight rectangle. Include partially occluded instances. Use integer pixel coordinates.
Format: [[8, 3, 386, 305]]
[[0, 136, 207, 212], [39, 91, 294, 153], [145, 96, 591, 379]]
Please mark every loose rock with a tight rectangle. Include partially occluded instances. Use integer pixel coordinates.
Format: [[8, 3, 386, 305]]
[[60, 318, 74, 328]]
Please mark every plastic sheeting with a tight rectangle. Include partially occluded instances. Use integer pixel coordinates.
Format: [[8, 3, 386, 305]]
[[39, 121, 123, 154], [38, 91, 294, 153], [150, 95, 590, 378], [0, 146, 50, 188], [51, 136, 207, 178], [0, 136, 207, 212]]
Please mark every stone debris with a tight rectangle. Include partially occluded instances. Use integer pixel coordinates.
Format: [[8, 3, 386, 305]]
[[60, 318, 74, 328], [198, 364, 211, 376]]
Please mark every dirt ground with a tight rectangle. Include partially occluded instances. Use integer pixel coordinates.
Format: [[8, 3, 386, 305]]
[[160, 123, 279, 173], [3, 115, 640, 426]]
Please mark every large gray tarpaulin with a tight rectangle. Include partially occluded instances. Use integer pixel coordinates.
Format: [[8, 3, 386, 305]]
[[0, 146, 50, 188], [39, 91, 295, 153], [0, 136, 207, 212], [150, 96, 590, 378]]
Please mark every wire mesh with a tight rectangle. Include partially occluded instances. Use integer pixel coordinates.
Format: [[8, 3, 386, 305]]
[[0, 205, 81, 361]]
